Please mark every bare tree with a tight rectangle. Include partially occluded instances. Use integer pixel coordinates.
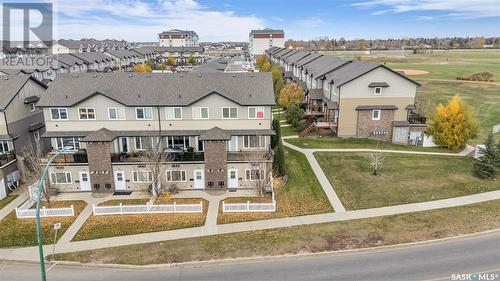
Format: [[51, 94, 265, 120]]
[[135, 136, 173, 201], [22, 139, 51, 202], [370, 152, 385, 176]]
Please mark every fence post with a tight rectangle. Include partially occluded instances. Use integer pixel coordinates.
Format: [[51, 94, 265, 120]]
[[92, 204, 96, 215], [71, 205, 74, 216], [247, 201, 250, 211], [200, 201, 203, 213], [173, 202, 176, 213], [15, 207, 18, 218], [42, 207, 46, 217], [222, 201, 225, 213], [120, 203, 123, 215]]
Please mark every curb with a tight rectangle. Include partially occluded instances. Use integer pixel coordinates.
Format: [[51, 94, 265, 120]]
[[41, 227, 500, 270]]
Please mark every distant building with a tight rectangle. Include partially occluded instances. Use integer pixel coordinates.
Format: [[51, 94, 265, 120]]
[[159, 29, 199, 47], [51, 39, 128, 55], [249, 28, 285, 56]]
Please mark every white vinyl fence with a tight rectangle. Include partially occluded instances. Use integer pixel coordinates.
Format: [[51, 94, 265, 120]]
[[493, 124, 500, 134], [222, 193, 276, 213], [93, 199, 203, 216], [15, 205, 75, 219]]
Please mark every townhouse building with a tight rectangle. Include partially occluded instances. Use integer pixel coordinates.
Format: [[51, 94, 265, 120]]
[[103, 50, 146, 71], [0, 76, 48, 199], [51, 39, 128, 55], [69, 52, 116, 72], [267, 47, 426, 146], [159, 30, 200, 47], [37, 73, 275, 194], [249, 29, 285, 56]]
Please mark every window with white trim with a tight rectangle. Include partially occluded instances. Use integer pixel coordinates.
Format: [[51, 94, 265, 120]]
[[50, 172, 72, 184], [0, 140, 9, 154], [55, 137, 80, 151], [192, 107, 209, 119], [374, 87, 382, 95], [132, 170, 153, 183], [29, 103, 36, 112], [372, 110, 381, 121], [248, 107, 264, 119], [166, 170, 187, 182], [78, 107, 96, 120], [245, 169, 264, 181], [50, 108, 68, 120], [135, 107, 153, 120], [108, 107, 126, 120], [222, 107, 238, 119], [243, 136, 265, 149], [134, 137, 146, 150], [227, 136, 238, 151], [165, 107, 182, 120]]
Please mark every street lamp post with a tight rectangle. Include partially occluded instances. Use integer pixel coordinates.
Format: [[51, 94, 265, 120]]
[[35, 147, 70, 281]]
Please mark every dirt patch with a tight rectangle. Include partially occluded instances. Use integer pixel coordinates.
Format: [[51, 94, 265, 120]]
[[395, 69, 430, 75]]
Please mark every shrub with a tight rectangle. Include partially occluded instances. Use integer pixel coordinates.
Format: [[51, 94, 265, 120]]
[[285, 104, 304, 129]]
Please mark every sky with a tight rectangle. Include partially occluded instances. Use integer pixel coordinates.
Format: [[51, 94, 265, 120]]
[[1, 0, 499, 42]]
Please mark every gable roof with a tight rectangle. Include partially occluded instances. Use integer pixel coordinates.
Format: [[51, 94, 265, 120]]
[[52, 54, 86, 67], [37, 72, 275, 107], [273, 48, 294, 59], [282, 51, 309, 65], [303, 56, 351, 79], [104, 50, 144, 59], [0, 75, 47, 110], [70, 52, 112, 64], [295, 53, 322, 68]]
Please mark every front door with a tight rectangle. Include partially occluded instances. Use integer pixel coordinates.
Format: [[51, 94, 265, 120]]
[[228, 169, 238, 188], [193, 170, 204, 189], [119, 137, 129, 153], [79, 171, 91, 191], [114, 171, 126, 191]]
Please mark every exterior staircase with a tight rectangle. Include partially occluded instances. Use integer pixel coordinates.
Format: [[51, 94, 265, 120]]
[[298, 122, 317, 138]]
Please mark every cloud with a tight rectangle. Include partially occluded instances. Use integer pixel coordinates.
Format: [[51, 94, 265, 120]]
[[295, 18, 326, 28], [1, 0, 265, 41], [351, 0, 500, 18]]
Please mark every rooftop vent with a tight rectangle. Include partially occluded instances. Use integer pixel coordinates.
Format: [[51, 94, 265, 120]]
[[232, 74, 236, 77], [74, 74, 79, 78], [146, 74, 151, 77], [180, 74, 184, 77], [3, 77, 8, 80], [129, 74, 133, 77], [250, 74, 254, 77], [138, 94, 141, 98], [93, 74, 97, 78], [197, 74, 201, 77], [178, 94, 181, 98]]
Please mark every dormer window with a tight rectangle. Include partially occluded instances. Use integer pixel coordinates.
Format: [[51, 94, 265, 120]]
[[374, 87, 382, 95]]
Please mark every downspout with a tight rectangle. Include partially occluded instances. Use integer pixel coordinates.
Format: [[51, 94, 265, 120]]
[[1, 109, 15, 155], [337, 86, 341, 137]]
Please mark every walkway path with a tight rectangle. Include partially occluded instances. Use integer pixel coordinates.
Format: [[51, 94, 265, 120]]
[[0, 192, 29, 221]]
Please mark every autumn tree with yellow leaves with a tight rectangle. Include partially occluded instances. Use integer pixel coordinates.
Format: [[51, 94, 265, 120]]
[[427, 96, 478, 151], [278, 82, 304, 108], [134, 64, 152, 73]]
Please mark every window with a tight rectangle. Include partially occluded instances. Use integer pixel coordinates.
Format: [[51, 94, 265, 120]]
[[248, 107, 264, 119], [29, 103, 36, 112], [55, 137, 80, 151], [222, 107, 238, 119], [228, 136, 238, 151], [0, 140, 9, 154], [135, 107, 153, 120], [132, 170, 153, 183], [243, 136, 266, 149], [50, 172, 72, 184], [108, 107, 126, 120], [78, 107, 96, 120], [135, 137, 145, 150], [192, 107, 209, 119], [166, 170, 187, 182], [372, 110, 381, 121], [374, 87, 382, 95], [50, 108, 68, 120], [165, 107, 182, 120], [245, 169, 264, 181], [196, 137, 204, 152], [166, 136, 190, 150]]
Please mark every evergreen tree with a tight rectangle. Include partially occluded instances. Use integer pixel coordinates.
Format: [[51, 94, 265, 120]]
[[473, 134, 498, 179], [271, 119, 281, 149], [273, 141, 286, 177]]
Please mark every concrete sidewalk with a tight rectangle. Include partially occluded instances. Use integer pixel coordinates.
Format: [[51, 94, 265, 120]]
[[0, 192, 29, 221]]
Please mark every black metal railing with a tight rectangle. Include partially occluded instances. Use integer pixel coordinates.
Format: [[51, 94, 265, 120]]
[[408, 112, 427, 124], [111, 152, 204, 163], [227, 151, 273, 161], [49, 150, 88, 164], [0, 152, 16, 167]]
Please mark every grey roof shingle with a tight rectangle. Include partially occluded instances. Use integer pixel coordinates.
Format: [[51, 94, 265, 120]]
[[295, 53, 322, 68], [200, 127, 231, 141], [37, 72, 275, 107], [250, 29, 284, 34], [302, 56, 351, 79], [325, 61, 380, 86], [52, 54, 86, 67], [104, 50, 143, 59], [368, 82, 390, 87], [70, 52, 112, 64], [282, 51, 309, 65], [0, 76, 30, 109], [274, 49, 294, 59], [81, 128, 116, 142]]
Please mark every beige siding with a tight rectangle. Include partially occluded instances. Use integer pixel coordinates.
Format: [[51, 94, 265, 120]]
[[4, 80, 45, 123], [0, 112, 7, 135]]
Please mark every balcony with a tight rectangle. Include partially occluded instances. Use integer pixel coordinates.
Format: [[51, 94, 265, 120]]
[[0, 152, 16, 167], [408, 112, 427, 124], [227, 151, 273, 162], [111, 151, 205, 163], [44, 150, 88, 164]]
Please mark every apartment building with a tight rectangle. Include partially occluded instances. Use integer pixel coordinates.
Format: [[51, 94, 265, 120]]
[[249, 29, 285, 56], [37, 73, 275, 194], [159, 30, 200, 47], [267, 47, 426, 146], [0, 76, 48, 199]]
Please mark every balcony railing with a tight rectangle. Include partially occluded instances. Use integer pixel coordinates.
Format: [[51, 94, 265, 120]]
[[0, 152, 16, 167], [111, 151, 205, 163], [45, 150, 88, 164], [227, 151, 273, 162], [408, 112, 427, 124]]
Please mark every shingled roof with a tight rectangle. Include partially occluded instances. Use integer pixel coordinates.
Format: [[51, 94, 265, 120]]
[[70, 52, 112, 64], [0, 76, 47, 109], [37, 72, 275, 107], [295, 53, 322, 68], [302, 56, 351, 79]]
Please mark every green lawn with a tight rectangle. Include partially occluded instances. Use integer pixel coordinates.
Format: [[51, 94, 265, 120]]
[[415, 80, 500, 144], [286, 137, 453, 152], [53, 199, 500, 265], [315, 152, 500, 210], [218, 147, 333, 224], [72, 198, 208, 241], [0, 195, 18, 210], [0, 200, 87, 248]]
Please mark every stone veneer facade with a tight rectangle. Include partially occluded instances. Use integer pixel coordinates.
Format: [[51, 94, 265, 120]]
[[203, 140, 228, 189], [86, 142, 114, 193], [356, 109, 395, 141]]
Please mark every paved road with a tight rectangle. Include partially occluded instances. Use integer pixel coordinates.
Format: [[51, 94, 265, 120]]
[[2, 230, 500, 281]]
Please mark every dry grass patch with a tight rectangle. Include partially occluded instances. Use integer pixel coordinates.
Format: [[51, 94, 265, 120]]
[[72, 198, 207, 241], [217, 148, 333, 224], [53, 199, 500, 265], [0, 195, 18, 210], [0, 200, 87, 248]]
